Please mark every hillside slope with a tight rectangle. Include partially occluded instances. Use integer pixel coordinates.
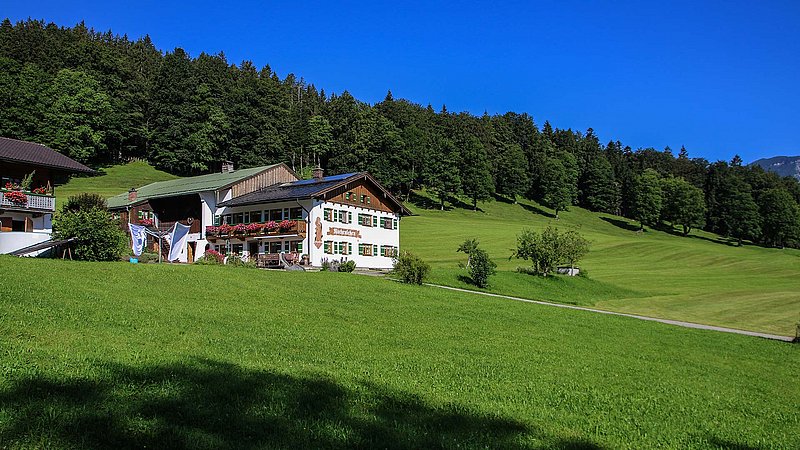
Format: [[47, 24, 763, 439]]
[[403, 192, 800, 336], [751, 155, 800, 179], [55, 162, 800, 336], [55, 161, 177, 201], [1, 257, 798, 449]]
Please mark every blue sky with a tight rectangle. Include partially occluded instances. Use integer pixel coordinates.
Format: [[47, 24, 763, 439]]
[[5, 0, 800, 162]]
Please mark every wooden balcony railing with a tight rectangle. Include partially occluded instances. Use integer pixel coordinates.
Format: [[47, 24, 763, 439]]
[[0, 189, 55, 212]]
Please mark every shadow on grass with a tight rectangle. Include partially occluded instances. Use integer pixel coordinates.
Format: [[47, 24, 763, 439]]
[[599, 216, 642, 232], [0, 358, 605, 449], [519, 202, 557, 219], [408, 191, 484, 212], [659, 226, 740, 247]]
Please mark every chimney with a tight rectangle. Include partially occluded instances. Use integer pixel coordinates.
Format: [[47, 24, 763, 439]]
[[128, 188, 137, 202], [312, 165, 324, 180], [221, 160, 234, 173]]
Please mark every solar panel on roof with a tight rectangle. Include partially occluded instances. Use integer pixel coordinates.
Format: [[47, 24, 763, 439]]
[[289, 173, 357, 186]]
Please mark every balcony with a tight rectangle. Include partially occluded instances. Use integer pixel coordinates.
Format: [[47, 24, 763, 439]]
[[0, 189, 56, 212], [205, 220, 306, 240]]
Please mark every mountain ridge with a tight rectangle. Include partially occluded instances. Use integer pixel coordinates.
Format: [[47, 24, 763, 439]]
[[750, 155, 800, 179]]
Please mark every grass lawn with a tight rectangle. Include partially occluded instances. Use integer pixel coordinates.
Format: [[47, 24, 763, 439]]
[[0, 257, 798, 448], [54, 163, 800, 336], [54, 161, 177, 201], [402, 193, 800, 337]]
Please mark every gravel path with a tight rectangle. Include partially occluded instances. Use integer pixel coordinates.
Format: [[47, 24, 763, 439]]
[[425, 283, 795, 343]]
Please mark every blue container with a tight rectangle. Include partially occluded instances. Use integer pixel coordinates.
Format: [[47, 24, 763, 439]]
[[129, 257, 139, 264]]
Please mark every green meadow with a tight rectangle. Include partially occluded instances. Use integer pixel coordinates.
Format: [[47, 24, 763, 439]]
[[1, 257, 798, 449], [402, 193, 800, 337], [53, 162, 800, 336]]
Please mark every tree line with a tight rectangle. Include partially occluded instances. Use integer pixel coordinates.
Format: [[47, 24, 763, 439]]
[[1, 19, 799, 248]]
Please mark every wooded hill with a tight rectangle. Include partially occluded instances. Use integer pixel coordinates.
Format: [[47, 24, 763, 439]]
[[2, 19, 800, 248]]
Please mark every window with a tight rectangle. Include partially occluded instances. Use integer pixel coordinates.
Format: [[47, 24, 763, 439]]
[[345, 192, 351, 201], [289, 240, 303, 253], [324, 241, 333, 254], [338, 211, 352, 224], [366, 196, 371, 205], [289, 207, 303, 220], [380, 246, 398, 257], [233, 213, 245, 224], [222, 214, 232, 225], [231, 244, 244, 255], [250, 210, 263, 223], [324, 208, 333, 221], [268, 241, 283, 254], [269, 209, 283, 221], [359, 243, 375, 256], [213, 215, 221, 226], [360, 194, 365, 203], [358, 214, 372, 227], [380, 217, 395, 229]]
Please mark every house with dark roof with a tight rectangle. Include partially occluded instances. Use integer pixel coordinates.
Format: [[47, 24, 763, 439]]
[[113, 162, 410, 268], [214, 168, 410, 269], [0, 137, 94, 254]]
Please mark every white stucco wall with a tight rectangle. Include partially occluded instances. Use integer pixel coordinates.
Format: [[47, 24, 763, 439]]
[[308, 200, 400, 270]]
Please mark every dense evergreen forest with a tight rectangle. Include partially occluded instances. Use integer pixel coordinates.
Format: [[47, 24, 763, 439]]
[[2, 19, 800, 248]]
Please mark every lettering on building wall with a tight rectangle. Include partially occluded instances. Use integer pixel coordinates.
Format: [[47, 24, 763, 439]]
[[328, 227, 362, 239]]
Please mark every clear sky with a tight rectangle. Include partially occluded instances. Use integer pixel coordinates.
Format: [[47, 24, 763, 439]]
[[4, 0, 800, 162]]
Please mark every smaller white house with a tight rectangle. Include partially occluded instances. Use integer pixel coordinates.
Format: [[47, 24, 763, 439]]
[[213, 169, 410, 269]]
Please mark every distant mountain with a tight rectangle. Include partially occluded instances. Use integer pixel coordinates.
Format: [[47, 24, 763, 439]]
[[750, 156, 800, 179]]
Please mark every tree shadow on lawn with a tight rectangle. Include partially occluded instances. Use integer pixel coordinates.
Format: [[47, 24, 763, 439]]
[[519, 202, 557, 219], [599, 216, 642, 232], [408, 191, 484, 213], [0, 358, 604, 449]]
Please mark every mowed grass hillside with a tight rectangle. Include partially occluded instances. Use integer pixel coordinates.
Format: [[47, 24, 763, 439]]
[[402, 192, 800, 337], [55, 161, 177, 201], [56, 162, 800, 336], [0, 257, 798, 449]]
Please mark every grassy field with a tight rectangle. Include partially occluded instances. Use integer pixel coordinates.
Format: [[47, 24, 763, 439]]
[[54, 161, 177, 201], [402, 193, 800, 337], [55, 163, 800, 336], [0, 256, 798, 449]]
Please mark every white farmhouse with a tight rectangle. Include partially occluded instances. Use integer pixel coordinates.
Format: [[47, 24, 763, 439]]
[[108, 164, 410, 269]]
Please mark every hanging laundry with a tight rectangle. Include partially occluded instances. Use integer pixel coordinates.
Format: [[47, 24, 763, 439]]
[[128, 223, 148, 256], [168, 222, 191, 262]]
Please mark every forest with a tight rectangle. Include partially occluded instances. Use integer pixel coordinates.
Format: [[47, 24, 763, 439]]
[[1, 19, 799, 248]]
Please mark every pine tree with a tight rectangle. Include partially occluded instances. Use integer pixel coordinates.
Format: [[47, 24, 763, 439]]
[[758, 188, 800, 248], [540, 152, 578, 219]]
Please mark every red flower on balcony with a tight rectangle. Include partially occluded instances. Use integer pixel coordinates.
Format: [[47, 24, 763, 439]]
[[232, 223, 246, 234], [245, 222, 263, 232], [265, 220, 278, 231], [3, 190, 27, 205], [139, 218, 154, 226], [278, 219, 294, 231], [32, 187, 48, 195]]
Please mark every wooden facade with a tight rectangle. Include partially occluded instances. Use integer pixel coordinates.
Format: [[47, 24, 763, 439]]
[[323, 177, 401, 214], [230, 164, 297, 198]]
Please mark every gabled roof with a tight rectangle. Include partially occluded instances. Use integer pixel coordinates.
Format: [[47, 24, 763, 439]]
[[219, 172, 411, 215], [0, 137, 94, 173], [107, 164, 283, 209]]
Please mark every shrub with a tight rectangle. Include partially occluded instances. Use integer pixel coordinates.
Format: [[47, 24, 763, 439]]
[[227, 255, 257, 269], [468, 248, 496, 288], [456, 238, 480, 268], [338, 260, 356, 273], [53, 206, 127, 261], [195, 249, 225, 265], [393, 251, 430, 285], [321, 258, 331, 272], [61, 193, 106, 213]]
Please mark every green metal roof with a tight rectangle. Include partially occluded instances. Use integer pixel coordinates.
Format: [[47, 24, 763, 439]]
[[107, 164, 280, 208]]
